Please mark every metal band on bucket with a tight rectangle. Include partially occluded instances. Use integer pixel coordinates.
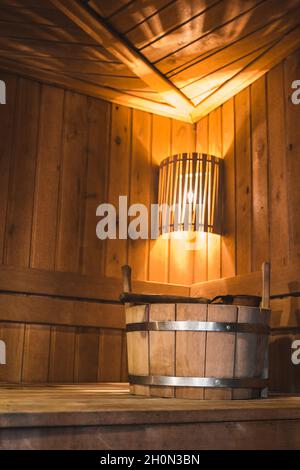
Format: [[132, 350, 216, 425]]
[[128, 375, 268, 389], [126, 321, 269, 335]]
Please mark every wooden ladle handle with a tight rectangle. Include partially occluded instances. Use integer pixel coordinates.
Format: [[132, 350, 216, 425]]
[[121, 265, 132, 294]]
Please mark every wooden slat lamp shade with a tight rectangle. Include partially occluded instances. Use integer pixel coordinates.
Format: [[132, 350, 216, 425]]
[[158, 153, 223, 235]]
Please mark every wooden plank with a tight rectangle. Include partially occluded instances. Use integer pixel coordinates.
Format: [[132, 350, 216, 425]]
[[193, 116, 208, 283], [126, 0, 217, 49], [22, 325, 51, 383], [235, 88, 252, 275], [55, 90, 88, 273], [98, 329, 123, 381], [205, 304, 237, 399], [30, 84, 64, 270], [4, 77, 40, 267], [175, 303, 207, 399], [128, 109, 151, 281], [251, 75, 269, 271], [50, 0, 194, 117], [0, 322, 25, 383], [267, 62, 290, 267], [190, 261, 300, 299], [148, 114, 171, 283], [0, 73, 17, 263], [48, 326, 76, 383], [185, 45, 274, 104], [0, 20, 96, 44], [126, 304, 149, 396], [0, 265, 190, 301], [120, 331, 128, 381], [191, 24, 300, 122], [105, 104, 131, 278], [232, 307, 262, 399], [89, 0, 130, 19], [207, 108, 222, 281], [155, 0, 280, 71], [168, 119, 195, 284], [221, 98, 236, 278], [0, 59, 190, 122], [110, 0, 172, 35], [81, 97, 110, 276], [284, 49, 300, 262], [74, 328, 100, 382], [149, 303, 175, 397], [0, 294, 125, 330]]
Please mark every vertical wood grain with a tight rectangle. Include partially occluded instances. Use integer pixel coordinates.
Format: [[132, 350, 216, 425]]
[[74, 328, 99, 382], [149, 303, 175, 397], [128, 109, 151, 281], [207, 108, 222, 281], [251, 76, 269, 271], [105, 104, 131, 278], [193, 116, 208, 283], [22, 325, 51, 383], [267, 63, 290, 268], [148, 114, 170, 283], [48, 326, 76, 383], [4, 78, 40, 267], [235, 88, 252, 275], [31, 85, 64, 270], [0, 322, 25, 383], [0, 73, 17, 264], [284, 52, 300, 263], [221, 98, 236, 278], [55, 91, 88, 273], [98, 329, 123, 381], [81, 98, 110, 276]]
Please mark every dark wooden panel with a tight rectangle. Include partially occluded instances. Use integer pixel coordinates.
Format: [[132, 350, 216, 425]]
[[4, 78, 40, 267], [98, 329, 123, 381], [251, 75, 269, 271], [74, 328, 100, 382], [22, 325, 51, 383], [0, 73, 17, 263], [0, 322, 25, 383], [48, 326, 76, 383]]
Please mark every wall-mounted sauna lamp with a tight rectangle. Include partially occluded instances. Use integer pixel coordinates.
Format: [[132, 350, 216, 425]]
[[158, 153, 223, 236]]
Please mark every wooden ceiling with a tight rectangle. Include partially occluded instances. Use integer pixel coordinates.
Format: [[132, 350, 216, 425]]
[[0, 0, 300, 122]]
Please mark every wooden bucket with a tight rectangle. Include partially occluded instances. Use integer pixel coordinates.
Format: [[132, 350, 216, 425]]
[[125, 303, 270, 399]]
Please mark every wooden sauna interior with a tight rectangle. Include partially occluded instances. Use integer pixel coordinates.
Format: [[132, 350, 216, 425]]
[[0, 0, 300, 450]]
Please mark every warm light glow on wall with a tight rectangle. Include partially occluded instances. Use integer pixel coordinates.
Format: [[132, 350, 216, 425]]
[[158, 153, 223, 236]]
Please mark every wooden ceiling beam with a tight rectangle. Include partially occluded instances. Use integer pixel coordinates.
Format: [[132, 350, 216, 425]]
[[190, 25, 300, 122], [0, 58, 190, 122], [50, 0, 194, 120]]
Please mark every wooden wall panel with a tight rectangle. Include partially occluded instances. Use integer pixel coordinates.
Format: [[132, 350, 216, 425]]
[[22, 325, 51, 383], [128, 109, 151, 282], [30, 85, 64, 270], [250, 76, 270, 272], [105, 104, 131, 279], [0, 73, 17, 265], [193, 49, 300, 284], [55, 91, 88, 273], [81, 98, 110, 276], [4, 78, 40, 267]]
